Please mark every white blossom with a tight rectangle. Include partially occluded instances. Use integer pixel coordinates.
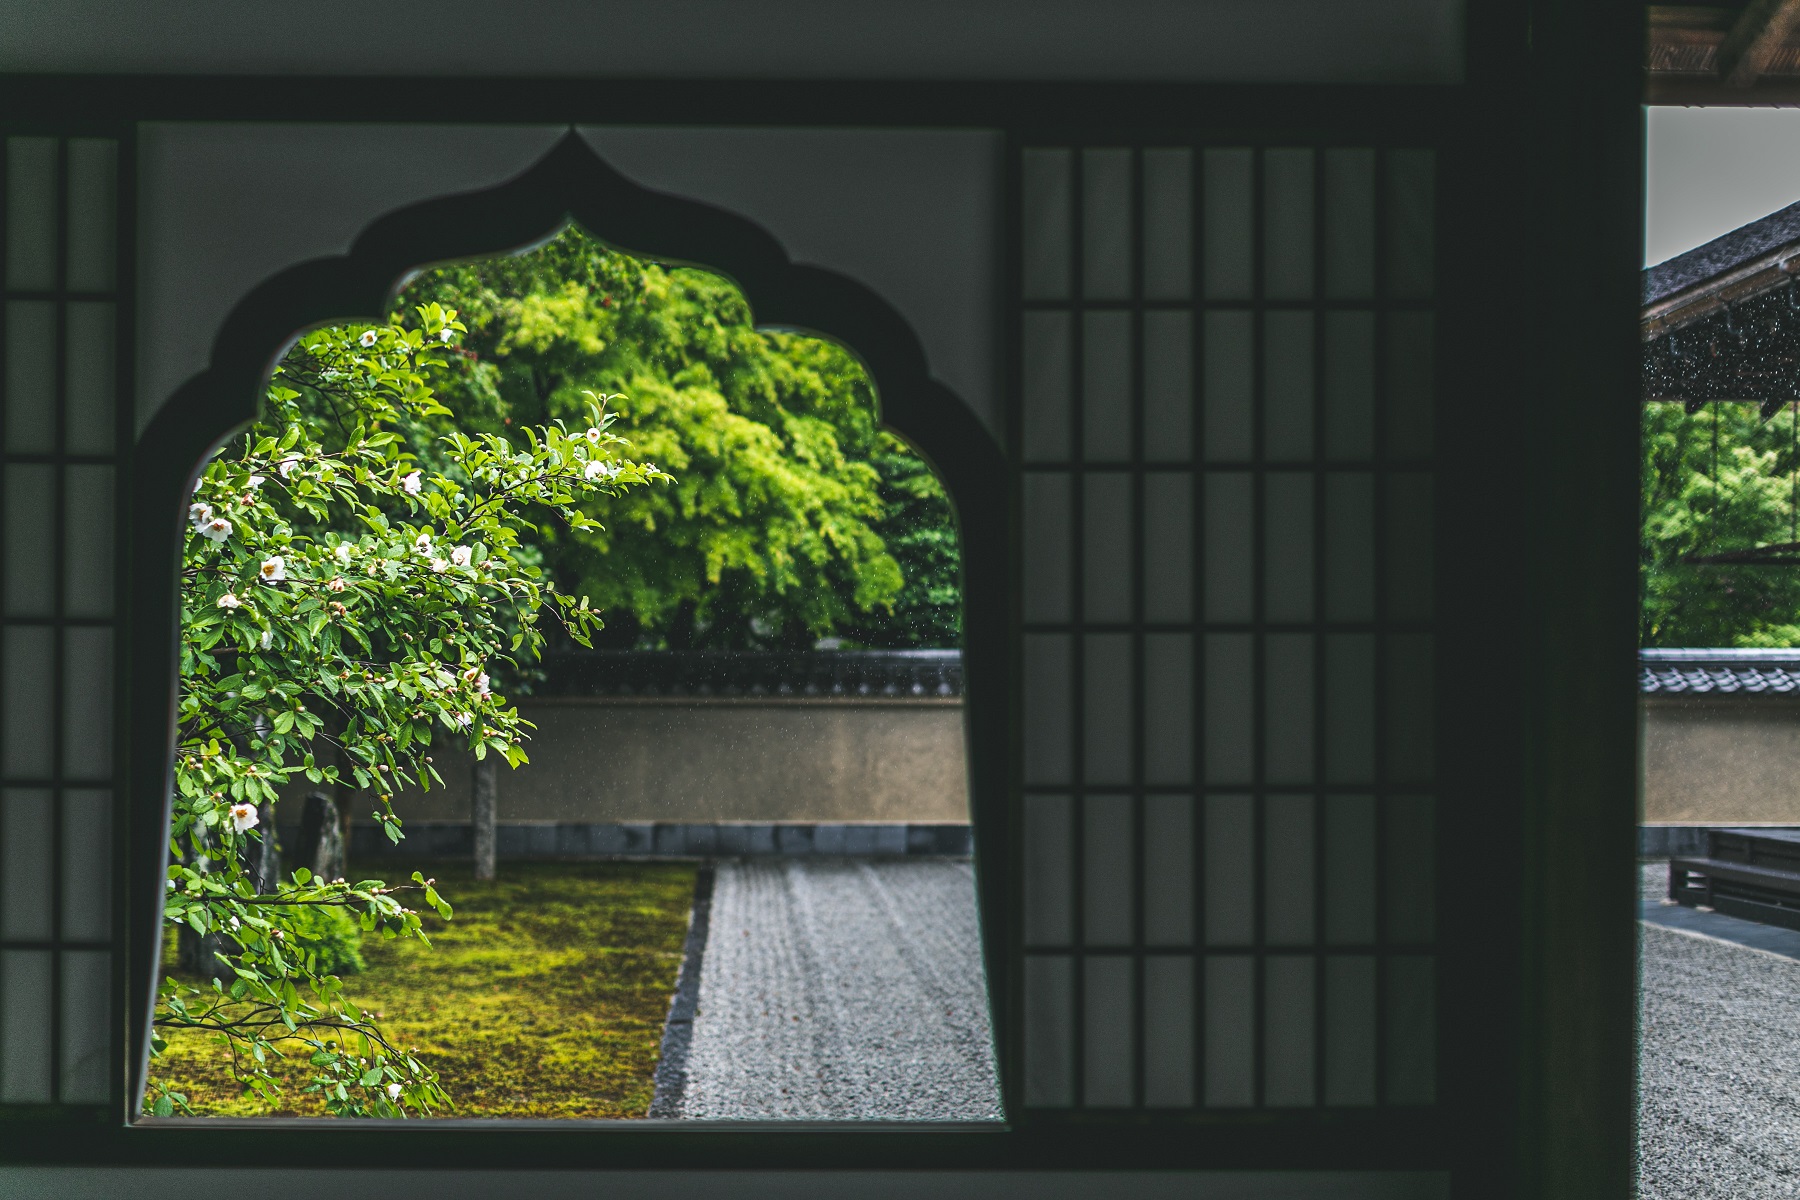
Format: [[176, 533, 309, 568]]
[[401, 470, 423, 496], [438, 328, 454, 344], [189, 502, 213, 529], [474, 673, 491, 699], [450, 545, 472, 568], [246, 475, 266, 490], [228, 802, 259, 833], [454, 712, 473, 727], [414, 532, 433, 553], [258, 556, 286, 583], [583, 459, 614, 481], [216, 592, 241, 609], [359, 330, 379, 348], [260, 628, 273, 650], [334, 542, 354, 564], [387, 1083, 403, 1100], [584, 427, 603, 443], [277, 454, 302, 479], [430, 557, 449, 574], [201, 516, 233, 543]]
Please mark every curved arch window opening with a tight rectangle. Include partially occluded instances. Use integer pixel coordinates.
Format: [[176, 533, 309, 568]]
[[146, 223, 999, 1123]]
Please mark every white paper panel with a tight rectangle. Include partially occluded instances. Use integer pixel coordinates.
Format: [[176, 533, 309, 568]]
[[1023, 472, 1072, 624], [1203, 794, 1254, 945], [1323, 311, 1375, 460], [5, 139, 57, 293], [0, 949, 52, 1102], [1263, 633, 1315, 785], [1142, 472, 1193, 623], [1322, 148, 1375, 300], [64, 139, 118, 294], [1202, 150, 1253, 301], [1202, 310, 1253, 461], [62, 301, 115, 455], [1142, 149, 1193, 302], [1203, 472, 1253, 622], [1083, 955, 1135, 1106], [1143, 955, 1196, 1107], [5, 301, 56, 454], [1386, 634, 1434, 785], [1324, 794, 1377, 945], [1203, 954, 1254, 1106], [3, 625, 54, 779], [1024, 795, 1074, 946], [1387, 471, 1435, 621], [63, 465, 113, 618], [1263, 954, 1316, 1106], [1263, 311, 1314, 462], [1324, 955, 1377, 1106], [1323, 472, 1375, 622], [0, 789, 52, 939], [59, 948, 110, 1103], [1081, 311, 1131, 463], [1024, 955, 1075, 1106], [1143, 794, 1194, 946], [1083, 796, 1133, 947], [1262, 149, 1315, 301], [1386, 150, 1436, 301], [1083, 472, 1132, 622], [1263, 472, 1314, 622], [1023, 635, 1074, 785], [1202, 635, 1253, 785], [1021, 149, 1073, 302], [1143, 633, 1193, 786], [1082, 634, 1132, 785], [1142, 310, 1192, 459], [60, 789, 111, 942], [1386, 795, 1436, 944], [1324, 634, 1375, 784], [1385, 955, 1436, 1104], [1386, 312, 1434, 460], [62, 627, 113, 780], [1263, 795, 1315, 946], [1082, 148, 1132, 301], [5, 463, 56, 617], [1022, 311, 1072, 462]]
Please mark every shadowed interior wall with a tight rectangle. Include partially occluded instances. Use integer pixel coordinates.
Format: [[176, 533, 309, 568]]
[[1641, 697, 1800, 825], [289, 699, 970, 824]]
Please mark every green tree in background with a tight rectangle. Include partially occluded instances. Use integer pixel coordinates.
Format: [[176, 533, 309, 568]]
[[1642, 400, 1800, 646], [402, 226, 961, 650]]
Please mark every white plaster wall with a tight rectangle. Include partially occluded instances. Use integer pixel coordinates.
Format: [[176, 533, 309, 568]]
[[4, 0, 1463, 84], [1641, 698, 1800, 825], [136, 123, 1001, 440]]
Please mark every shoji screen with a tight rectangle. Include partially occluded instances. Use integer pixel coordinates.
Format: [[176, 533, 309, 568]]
[[0, 134, 126, 1108], [1016, 144, 1436, 1113]]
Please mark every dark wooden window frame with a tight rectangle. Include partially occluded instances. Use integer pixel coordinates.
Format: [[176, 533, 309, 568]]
[[0, 36, 1649, 1192]]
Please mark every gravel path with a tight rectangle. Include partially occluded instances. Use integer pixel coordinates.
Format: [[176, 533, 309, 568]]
[[1639, 859, 1800, 1197], [676, 858, 1003, 1120]]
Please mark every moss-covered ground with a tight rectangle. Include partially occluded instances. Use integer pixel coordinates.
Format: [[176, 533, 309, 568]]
[[150, 860, 696, 1118]]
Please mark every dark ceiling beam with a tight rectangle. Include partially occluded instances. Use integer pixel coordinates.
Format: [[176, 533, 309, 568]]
[[1719, 0, 1800, 86]]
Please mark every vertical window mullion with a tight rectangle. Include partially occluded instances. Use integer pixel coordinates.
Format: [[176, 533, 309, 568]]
[[1249, 143, 1268, 1110], [1311, 140, 1329, 1111], [48, 134, 68, 1102], [1069, 142, 1087, 1109], [1371, 145, 1392, 1108]]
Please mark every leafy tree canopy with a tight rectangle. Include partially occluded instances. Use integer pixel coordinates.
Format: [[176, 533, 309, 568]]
[[1642, 401, 1800, 647], [403, 226, 961, 650]]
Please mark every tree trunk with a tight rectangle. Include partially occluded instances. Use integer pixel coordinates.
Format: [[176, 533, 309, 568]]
[[294, 790, 346, 883], [472, 754, 498, 881]]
